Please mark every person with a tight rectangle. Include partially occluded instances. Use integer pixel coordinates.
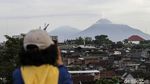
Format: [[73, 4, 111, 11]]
[[13, 29, 73, 84]]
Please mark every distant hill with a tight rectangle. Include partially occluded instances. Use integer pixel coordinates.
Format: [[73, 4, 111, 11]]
[[49, 26, 81, 42], [75, 19, 150, 41], [48, 19, 150, 42]]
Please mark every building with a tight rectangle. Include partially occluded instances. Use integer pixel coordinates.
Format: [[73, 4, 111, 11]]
[[128, 35, 145, 44], [69, 70, 100, 84], [51, 36, 58, 41]]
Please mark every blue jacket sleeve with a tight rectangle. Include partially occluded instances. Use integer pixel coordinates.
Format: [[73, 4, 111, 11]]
[[12, 68, 24, 84], [58, 65, 73, 84]]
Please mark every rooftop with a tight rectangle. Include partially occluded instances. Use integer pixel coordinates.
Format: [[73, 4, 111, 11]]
[[128, 35, 145, 41]]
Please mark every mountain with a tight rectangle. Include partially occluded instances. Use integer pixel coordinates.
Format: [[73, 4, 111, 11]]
[[49, 26, 81, 42], [75, 19, 150, 41]]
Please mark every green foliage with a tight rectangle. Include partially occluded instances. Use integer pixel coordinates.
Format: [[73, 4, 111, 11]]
[[84, 37, 93, 45], [116, 41, 124, 48], [65, 35, 113, 47], [123, 39, 150, 49], [96, 78, 120, 84], [75, 37, 84, 45], [94, 35, 112, 46], [140, 40, 150, 48], [140, 40, 150, 44], [0, 35, 24, 83], [123, 39, 128, 44], [111, 41, 124, 49]]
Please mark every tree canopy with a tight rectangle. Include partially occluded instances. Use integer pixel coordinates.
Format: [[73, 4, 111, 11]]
[[0, 35, 24, 83], [94, 35, 112, 46]]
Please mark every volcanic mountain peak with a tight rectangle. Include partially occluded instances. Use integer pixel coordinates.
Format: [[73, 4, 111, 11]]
[[96, 18, 112, 24]]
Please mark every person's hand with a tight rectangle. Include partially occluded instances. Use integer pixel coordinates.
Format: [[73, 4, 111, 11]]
[[57, 47, 63, 65]]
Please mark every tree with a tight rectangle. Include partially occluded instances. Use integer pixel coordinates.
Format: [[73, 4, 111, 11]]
[[0, 34, 24, 83], [123, 39, 128, 44], [94, 35, 112, 46], [75, 37, 84, 45], [140, 40, 150, 48], [116, 41, 124, 48], [84, 37, 93, 45]]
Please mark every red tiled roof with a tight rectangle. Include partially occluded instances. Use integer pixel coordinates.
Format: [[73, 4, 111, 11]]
[[128, 35, 145, 41], [100, 71, 116, 78], [86, 60, 113, 68], [72, 75, 95, 84]]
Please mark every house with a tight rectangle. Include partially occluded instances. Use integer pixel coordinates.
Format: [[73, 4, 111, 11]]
[[114, 50, 122, 55], [70, 70, 100, 84], [128, 35, 145, 44], [144, 80, 150, 84], [141, 49, 150, 58], [121, 72, 146, 84], [51, 36, 58, 41], [100, 71, 116, 79], [72, 74, 95, 84], [138, 63, 147, 72], [83, 56, 100, 65], [122, 73, 137, 84], [123, 60, 140, 71]]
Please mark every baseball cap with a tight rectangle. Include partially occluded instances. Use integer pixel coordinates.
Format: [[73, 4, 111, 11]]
[[23, 29, 54, 50]]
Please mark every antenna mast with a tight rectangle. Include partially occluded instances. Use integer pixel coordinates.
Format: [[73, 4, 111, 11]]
[[43, 23, 49, 31]]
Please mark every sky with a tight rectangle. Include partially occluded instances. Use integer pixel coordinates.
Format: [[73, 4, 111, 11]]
[[0, 0, 150, 42]]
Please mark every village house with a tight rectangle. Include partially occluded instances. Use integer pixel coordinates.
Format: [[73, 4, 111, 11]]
[[128, 35, 145, 44], [70, 70, 100, 84]]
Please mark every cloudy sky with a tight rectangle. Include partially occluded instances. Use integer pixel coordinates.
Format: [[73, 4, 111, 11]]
[[0, 0, 150, 42]]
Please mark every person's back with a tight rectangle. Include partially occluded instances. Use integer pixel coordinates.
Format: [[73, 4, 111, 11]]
[[13, 29, 72, 84], [20, 65, 59, 84]]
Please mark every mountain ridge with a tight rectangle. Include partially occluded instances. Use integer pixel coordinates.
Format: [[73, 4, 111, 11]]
[[49, 26, 81, 41], [75, 19, 150, 41], [49, 19, 150, 42]]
